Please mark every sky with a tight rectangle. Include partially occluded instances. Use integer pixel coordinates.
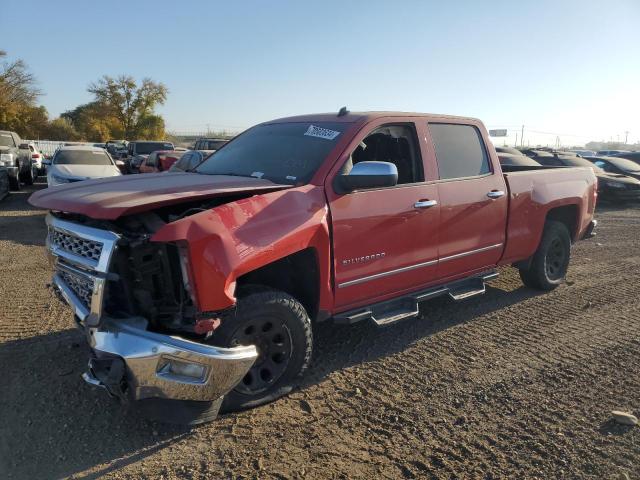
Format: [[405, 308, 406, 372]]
[[2, 0, 639, 146]]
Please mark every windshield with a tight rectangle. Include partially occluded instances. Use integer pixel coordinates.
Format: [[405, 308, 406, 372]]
[[135, 142, 174, 155], [196, 122, 347, 184], [53, 150, 113, 166], [0, 133, 14, 147]]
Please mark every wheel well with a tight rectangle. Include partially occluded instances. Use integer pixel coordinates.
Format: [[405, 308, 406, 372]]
[[546, 205, 578, 241], [236, 249, 320, 319]]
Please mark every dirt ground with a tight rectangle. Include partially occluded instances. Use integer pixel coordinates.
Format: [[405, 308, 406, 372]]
[[1, 179, 639, 479]]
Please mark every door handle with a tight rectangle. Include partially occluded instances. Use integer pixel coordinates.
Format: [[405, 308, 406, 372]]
[[414, 199, 438, 209], [486, 190, 505, 199]]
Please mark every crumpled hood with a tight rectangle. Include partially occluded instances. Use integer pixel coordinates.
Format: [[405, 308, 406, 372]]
[[29, 172, 291, 219], [50, 164, 121, 180]]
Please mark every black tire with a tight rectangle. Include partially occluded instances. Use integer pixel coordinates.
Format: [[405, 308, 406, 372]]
[[208, 288, 313, 413], [23, 167, 35, 186], [9, 175, 20, 191], [519, 220, 571, 290]]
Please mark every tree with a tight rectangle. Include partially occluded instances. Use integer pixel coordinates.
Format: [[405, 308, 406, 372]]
[[44, 118, 80, 141], [0, 50, 43, 134], [62, 102, 122, 141], [88, 75, 168, 139]]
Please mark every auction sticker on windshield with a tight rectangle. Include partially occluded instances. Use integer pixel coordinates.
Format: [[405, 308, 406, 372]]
[[304, 125, 341, 140]]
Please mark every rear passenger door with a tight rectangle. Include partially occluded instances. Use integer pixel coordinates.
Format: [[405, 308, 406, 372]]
[[427, 123, 508, 281]]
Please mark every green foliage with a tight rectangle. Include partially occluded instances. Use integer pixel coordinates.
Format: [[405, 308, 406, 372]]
[[0, 51, 169, 141], [0, 50, 44, 136], [45, 118, 81, 141], [87, 75, 168, 139]]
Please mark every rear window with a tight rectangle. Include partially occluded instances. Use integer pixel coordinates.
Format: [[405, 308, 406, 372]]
[[53, 150, 113, 166], [429, 124, 491, 180], [0, 133, 15, 147], [135, 142, 174, 155]]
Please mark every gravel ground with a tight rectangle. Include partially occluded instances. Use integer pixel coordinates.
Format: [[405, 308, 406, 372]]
[[1, 180, 639, 479]]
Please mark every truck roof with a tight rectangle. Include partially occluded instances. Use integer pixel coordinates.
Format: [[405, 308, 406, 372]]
[[265, 111, 481, 125]]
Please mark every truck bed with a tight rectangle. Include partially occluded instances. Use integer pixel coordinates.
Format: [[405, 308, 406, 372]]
[[500, 165, 597, 265]]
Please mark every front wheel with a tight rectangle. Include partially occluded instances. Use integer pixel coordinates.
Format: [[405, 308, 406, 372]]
[[207, 288, 313, 413], [519, 220, 571, 290]]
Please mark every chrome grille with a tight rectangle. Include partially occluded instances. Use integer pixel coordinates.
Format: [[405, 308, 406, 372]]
[[49, 228, 103, 262], [58, 268, 94, 310]]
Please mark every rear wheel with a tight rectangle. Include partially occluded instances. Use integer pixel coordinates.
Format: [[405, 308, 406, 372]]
[[207, 288, 313, 413], [519, 220, 571, 290], [23, 166, 35, 185], [9, 175, 20, 191]]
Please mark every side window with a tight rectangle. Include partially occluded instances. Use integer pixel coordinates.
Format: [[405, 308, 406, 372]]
[[147, 153, 157, 167], [195, 141, 202, 150], [343, 124, 424, 185], [29, 145, 35, 152], [429, 123, 490, 180], [594, 160, 611, 172], [179, 152, 193, 170], [189, 152, 204, 170]]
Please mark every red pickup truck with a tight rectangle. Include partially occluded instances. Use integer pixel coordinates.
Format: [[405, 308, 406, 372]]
[[30, 111, 597, 423]]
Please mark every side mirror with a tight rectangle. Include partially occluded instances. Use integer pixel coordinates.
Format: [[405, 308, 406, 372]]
[[337, 161, 398, 193], [115, 160, 125, 167], [19, 143, 30, 150]]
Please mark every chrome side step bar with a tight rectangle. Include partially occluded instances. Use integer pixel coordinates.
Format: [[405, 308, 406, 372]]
[[334, 271, 498, 326]]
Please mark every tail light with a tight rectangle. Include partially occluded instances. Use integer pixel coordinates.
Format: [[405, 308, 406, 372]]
[[32, 153, 41, 159]]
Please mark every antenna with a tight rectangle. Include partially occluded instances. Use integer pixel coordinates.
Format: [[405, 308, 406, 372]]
[[338, 106, 349, 117]]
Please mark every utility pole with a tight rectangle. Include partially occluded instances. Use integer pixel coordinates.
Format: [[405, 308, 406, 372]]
[[625, 131, 629, 144], [514, 132, 518, 148], [521, 125, 524, 147]]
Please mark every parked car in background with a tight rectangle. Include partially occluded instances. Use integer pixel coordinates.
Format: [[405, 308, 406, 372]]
[[193, 137, 228, 151], [497, 153, 542, 167], [596, 150, 629, 156], [612, 151, 640, 165], [106, 140, 128, 159], [0, 130, 37, 190], [139, 150, 185, 173], [536, 154, 640, 202], [29, 143, 45, 174], [169, 150, 210, 172], [568, 149, 596, 157], [0, 167, 9, 200], [127, 141, 175, 173], [522, 149, 555, 159], [44, 145, 122, 187], [30, 111, 597, 423], [495, 146, 525, 156], [586, 156, 640, 181]]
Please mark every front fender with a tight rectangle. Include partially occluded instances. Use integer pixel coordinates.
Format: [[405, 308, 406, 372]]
[[151, 185, 333, 313]]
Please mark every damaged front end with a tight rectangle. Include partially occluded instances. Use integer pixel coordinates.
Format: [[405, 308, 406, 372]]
[[46, 213, 257, 423]]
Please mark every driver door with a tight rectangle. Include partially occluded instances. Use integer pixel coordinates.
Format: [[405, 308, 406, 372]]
[[327, 120, 441, 310]]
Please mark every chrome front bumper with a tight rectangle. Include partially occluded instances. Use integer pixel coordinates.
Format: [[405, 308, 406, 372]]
[[84, 317, 257, 402], [46, 213, 257, 405]]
